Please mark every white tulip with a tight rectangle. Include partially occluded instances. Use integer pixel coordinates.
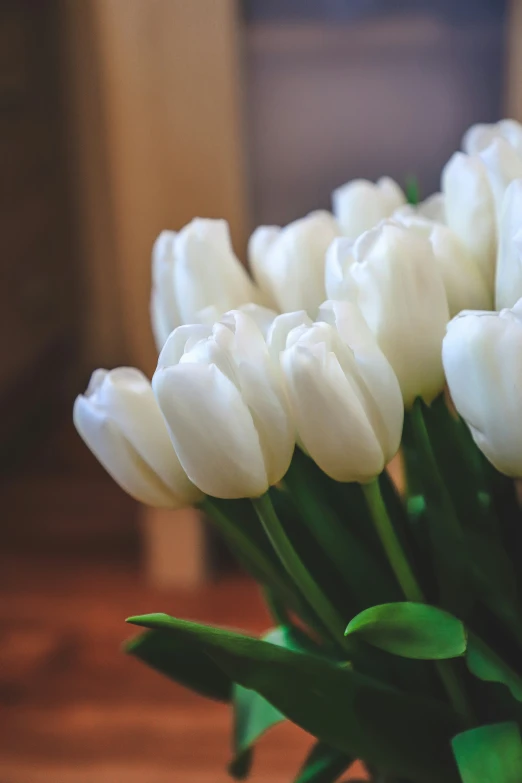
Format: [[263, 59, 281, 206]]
[[73, 368, 201, 508], [393, 216, 492, 316], [248, 211, 340, 318], [443, 300, 522, 477], [324, 237, 356, 303], [479, 138, 522, 219], [247, 225, 281, 310], [150, 232, 182, 351], [152, 311, 295, 499], [198, 302, 278, 340], [328, 221, 450, 408], [150, 219, 258, 350], [442, 151, 497, 289], [280, 300, 403, 483], [495, 179, 522, 310], [463, 118, 522, 157], [332, 177, 406, 240], [266, 310, 313, 363]]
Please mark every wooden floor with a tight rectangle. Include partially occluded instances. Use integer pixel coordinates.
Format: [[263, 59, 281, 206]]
[[0, 420, 365, 782]]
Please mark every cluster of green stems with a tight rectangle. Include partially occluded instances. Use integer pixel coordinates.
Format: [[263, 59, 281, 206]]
[[206, 398, 477, 726]]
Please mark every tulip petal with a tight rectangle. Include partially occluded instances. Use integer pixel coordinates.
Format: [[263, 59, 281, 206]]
[[346, 222, 449, 407], [496, 180, 522, 310], [249, 212, 340, 317], [442, 152, 496, 288], [319, 301, 404, 462], [443, 309, 522, 477], [73, 395, 177, 507], [97, 368, 202, 505], [332, 177, 405, 240], [153, 362, 269, 498], [174, 219, 256, 324], [281, 344, 385, 483]]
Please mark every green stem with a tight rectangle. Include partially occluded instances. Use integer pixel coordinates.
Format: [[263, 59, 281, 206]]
[[362, 478, 475, 724], [201, 498, 296, 608], [409, 399, 463, 534], [252, 493, 351, 652], [362, 479, 424, 602]]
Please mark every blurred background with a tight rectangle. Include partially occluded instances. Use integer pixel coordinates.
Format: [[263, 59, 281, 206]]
[[0, 0, 515, 780]]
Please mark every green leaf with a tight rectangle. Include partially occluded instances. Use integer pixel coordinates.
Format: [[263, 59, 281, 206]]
[[229, 625, 320, 779], [452, 722, 522, 783], [126, 614, 463, 783], [229, 684, 284, 779], [124, 629, 231, 702], [293, 741, 353, 783], [466, 634, 522, 703], [345, 603, 467, 660]]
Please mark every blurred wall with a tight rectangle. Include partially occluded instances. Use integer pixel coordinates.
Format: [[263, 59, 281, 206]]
[[244, 11, 506, 225]]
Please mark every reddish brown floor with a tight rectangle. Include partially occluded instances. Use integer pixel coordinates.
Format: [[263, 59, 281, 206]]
[[0, 420, 366, 782]]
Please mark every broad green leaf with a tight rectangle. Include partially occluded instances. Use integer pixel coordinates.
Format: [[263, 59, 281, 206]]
[[229, 625, 320, 779], [293, 741, 353, 783], [466, 634, 522, 703], [124, 629, 231, 701], [127, 614, 463, 783], [452, 722, 522, 783], [345, 603, 467, 660]]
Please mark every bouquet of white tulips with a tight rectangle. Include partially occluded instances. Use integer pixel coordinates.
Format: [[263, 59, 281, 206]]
[[75, 118, 522, 783]]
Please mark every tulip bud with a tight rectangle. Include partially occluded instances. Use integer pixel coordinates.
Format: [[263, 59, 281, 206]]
[[152, 311, 295, 499], [267, 310, 313, 363], [332, 177, 406, 240], [150, 232, 182, 351], [324, 237, 355, 303], [393, 216, 492, 316], [150, 219, 258, 350], [247, 226, 281, 310], [326, 221, 450, 408], [442, 151, 497, 289], [248, 211, 340, 318], [495, 179, 522, 310], [479, 138, 522, 219], [443, 301, 522, 477], [463, 118, 522, 157], [280, 300, 403, 483], [197, 302, 278, 340], [73, 368, 202, 508]]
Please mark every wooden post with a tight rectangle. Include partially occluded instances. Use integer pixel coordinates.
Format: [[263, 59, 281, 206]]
[[141, 507, 208, 589]]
